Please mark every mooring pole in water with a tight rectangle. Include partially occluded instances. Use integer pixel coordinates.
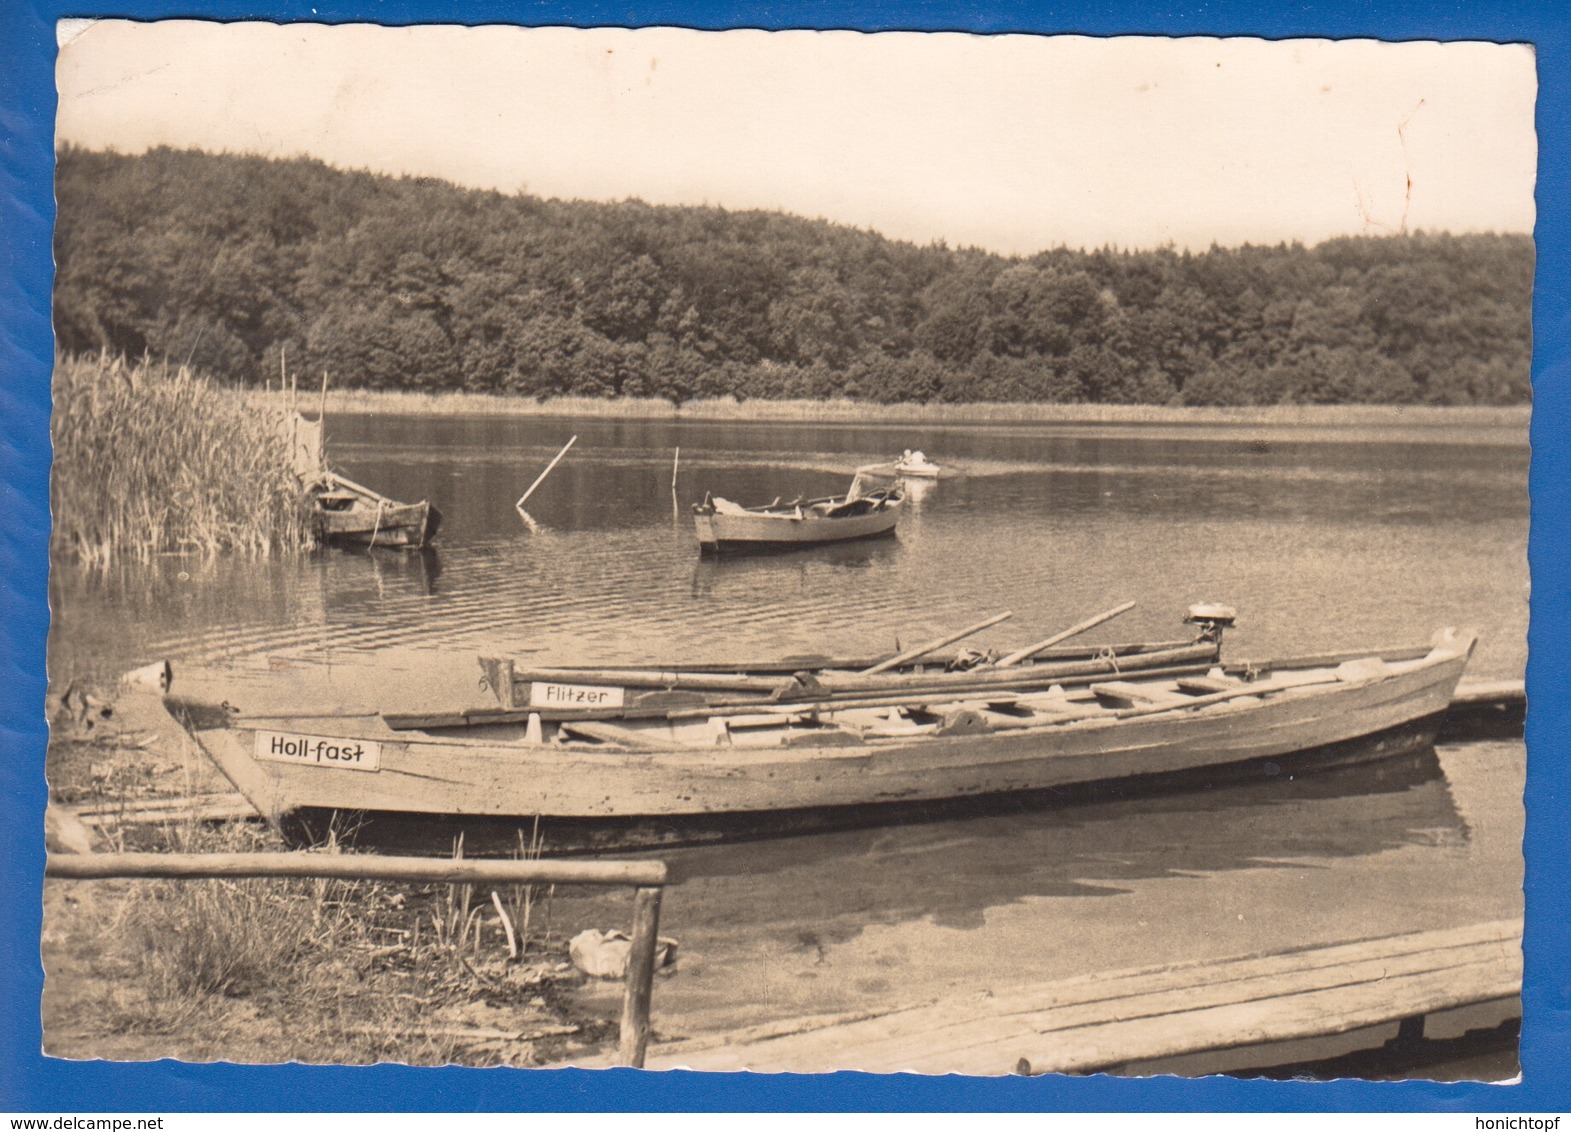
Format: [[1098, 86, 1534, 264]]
[[618, 885, 664, 1069], [517, 435, 578, 517], [671, 447, 681, 520]]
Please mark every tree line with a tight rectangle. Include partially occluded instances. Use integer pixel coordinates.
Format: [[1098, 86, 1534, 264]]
[[53, 146, 1534, 406]]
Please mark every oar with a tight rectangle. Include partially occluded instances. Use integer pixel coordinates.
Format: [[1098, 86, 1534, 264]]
[[993, 601, 1137, 669], [860, 612, 1014, 675]]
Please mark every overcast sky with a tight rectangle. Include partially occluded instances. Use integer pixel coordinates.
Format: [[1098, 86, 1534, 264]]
[[54, 21, 1537, 255]]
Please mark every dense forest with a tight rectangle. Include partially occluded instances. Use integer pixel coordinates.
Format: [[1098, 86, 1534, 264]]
[[54, 146, 1534, 406]]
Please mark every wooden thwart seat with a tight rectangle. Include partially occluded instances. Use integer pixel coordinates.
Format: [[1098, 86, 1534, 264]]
[[1090, 680, 1194, 709]]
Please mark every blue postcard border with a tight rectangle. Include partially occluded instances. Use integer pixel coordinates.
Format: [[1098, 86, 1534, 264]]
[[2, 0, 1565, 1112]]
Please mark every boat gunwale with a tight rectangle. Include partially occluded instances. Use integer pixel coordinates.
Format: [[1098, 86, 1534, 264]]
[[196, 635, 1472, 759]]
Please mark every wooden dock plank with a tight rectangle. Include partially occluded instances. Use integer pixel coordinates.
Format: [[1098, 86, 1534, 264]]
[[763, 942, 1518, 1076], [648, 920, 1521, 1075]]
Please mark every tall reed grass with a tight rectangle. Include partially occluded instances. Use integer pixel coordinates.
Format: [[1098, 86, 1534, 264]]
[[53, 353, 313, 565]]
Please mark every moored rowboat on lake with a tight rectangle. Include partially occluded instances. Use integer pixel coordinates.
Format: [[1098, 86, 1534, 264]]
[[291, 412, 441, 550], [161, 622, 1477, 854], [309, 471, 442, 550], [692, 470, 902, 553], [463, 639, 1222, 725]]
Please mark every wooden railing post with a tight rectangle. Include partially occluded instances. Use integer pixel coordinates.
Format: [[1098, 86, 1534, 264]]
[[617, 885, 664, 1068], [46, 852, 672, 1068]]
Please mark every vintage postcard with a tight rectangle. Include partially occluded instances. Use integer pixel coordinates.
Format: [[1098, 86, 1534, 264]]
[[38, 21, 1533, 1083]]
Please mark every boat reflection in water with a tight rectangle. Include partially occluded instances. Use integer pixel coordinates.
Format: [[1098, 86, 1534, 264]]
[[897, 474, 937, 506], [690, 535, 904, 596], [661, 744, 1465, 910]]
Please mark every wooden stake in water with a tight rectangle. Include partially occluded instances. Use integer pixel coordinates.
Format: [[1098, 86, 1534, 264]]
[[319, 370, 329, 424], [516, 436, 578, 517], [671, 447, 681, 492]]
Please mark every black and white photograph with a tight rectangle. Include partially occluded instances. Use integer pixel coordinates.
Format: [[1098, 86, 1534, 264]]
[[41, 21, 1533, 1079]]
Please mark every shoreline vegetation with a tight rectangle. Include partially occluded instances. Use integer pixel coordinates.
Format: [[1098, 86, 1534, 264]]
[[306, 388, 1532, 432], [50, 349, 1528, 568], [52, 354, 314, 565]]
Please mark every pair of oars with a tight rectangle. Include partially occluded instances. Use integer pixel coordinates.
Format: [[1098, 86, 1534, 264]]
[[859, 600, 1138, 676]]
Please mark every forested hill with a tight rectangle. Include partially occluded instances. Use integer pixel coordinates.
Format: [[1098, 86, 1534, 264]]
[[54, 146, 1534, 406]]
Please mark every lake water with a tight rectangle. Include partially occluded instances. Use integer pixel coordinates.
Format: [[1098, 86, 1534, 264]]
[[47, 413, 1528, 1072]]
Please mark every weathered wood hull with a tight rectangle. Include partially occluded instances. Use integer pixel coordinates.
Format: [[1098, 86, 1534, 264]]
[[280, 718, 1451, 855], [314, 498, 441, 549], [693, 500, 901, 551], [471, 642, 1220, 723], [168, 633, 1473, 854]]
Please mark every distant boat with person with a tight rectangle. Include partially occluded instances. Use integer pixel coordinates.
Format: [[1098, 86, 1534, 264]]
[[894, 450, 941, 478]]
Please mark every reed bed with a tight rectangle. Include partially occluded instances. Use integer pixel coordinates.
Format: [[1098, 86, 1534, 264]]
[[53, 354, 313, 565]]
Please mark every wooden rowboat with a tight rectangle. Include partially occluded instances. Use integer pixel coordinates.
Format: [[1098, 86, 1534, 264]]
[[309, 471, 442, 551], [692, 471, 902, 553], [290, 412, 441, 550], [161, 623, 1477, 854]]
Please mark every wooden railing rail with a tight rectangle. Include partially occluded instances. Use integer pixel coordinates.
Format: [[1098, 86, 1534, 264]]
[[45, 851, 670, 1068]]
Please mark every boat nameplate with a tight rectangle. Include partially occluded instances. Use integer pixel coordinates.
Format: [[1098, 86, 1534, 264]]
[[254, 730, 382, 772], [529, 682, 626, 709]]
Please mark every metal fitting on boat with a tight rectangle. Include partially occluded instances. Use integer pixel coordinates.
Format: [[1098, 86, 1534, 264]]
[[1184, 603, 1239, 644]]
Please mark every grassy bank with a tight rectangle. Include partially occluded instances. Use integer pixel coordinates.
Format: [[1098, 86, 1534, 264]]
[[301, 388, 1533, 432], [53, 355, 314, 565], [42, 843, 611, 1067], [42, 692, 616, 1067]]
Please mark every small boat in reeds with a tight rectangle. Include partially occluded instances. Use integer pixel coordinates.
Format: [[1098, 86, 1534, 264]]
[[160, 605, 1478, 853], [308, 471, 442, 551], [692, 469, 902, 553], [290, 411, 440, 550]]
